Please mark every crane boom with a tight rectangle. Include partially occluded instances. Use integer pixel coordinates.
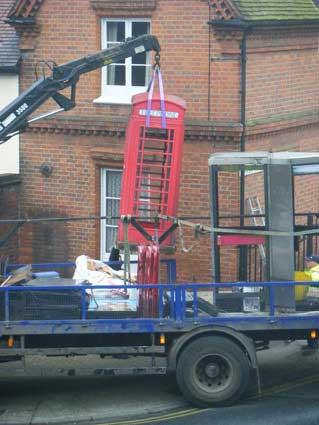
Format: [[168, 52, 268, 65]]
[[0, 34, 160, 144]]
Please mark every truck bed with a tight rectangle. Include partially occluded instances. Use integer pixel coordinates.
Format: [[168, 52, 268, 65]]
[[1, 262, 317, 338]]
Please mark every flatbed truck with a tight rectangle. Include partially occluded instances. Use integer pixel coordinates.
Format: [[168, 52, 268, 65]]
[[0, 259, 317, 407]]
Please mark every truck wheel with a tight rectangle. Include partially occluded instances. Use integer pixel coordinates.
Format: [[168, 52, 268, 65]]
[[176, 335, 250, 407]]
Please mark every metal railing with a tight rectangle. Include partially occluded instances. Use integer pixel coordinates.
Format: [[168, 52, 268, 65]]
[[0, 280, 317, 324]]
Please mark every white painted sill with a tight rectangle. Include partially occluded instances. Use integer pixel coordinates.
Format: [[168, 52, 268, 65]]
[[93, 96, 132, 105]]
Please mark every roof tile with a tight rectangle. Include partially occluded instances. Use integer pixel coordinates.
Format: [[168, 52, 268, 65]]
[[8, 0, 44, 19], [0, 0, 20, 70], [232, 0, 319, 21]]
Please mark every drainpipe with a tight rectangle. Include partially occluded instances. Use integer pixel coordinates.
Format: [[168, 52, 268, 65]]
[[239, 29, 248, 224], [240, 30, 248, 153], [207, 1, 217, 288], [239, 29, 248, 281], [207, 0, 212, 121]]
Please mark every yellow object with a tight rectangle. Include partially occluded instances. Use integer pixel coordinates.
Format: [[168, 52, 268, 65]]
[[7, 336, 14, 347], [159, 334, 166, 345], [294, 271, 310, 301], [310, 330, 317, 339]]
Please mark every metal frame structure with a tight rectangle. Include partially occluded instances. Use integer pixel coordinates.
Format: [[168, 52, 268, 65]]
[[209, 152, 319, 309]]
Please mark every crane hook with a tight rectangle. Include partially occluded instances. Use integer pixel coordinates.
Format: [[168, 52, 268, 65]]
[[154, 53, 161, 70]]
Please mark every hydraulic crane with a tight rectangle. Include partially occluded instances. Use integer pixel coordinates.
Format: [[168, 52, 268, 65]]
[[0, 34, 160, 144]]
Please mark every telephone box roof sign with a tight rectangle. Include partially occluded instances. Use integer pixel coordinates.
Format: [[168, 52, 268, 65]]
[[118, 91, 186, 246], [132, 92, 186, 123], [209, 151, 319, 167]]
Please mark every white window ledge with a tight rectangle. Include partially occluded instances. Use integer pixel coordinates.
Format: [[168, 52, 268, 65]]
[[94, 86, 148, 106], [93, 95, 132, 105]]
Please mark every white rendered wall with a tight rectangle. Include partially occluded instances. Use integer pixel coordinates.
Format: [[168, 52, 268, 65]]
[[0, 74, 19, 174]]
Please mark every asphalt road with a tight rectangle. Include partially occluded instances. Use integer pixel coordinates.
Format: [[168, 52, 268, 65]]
[[127, 375, 319, 425], [1, 341, 319, 425]]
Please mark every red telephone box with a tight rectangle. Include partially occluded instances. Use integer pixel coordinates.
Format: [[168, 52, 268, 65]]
[[118, 91, 186, 245]]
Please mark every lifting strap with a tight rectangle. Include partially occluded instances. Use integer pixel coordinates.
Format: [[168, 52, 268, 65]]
[[146, 60, 166, 129]]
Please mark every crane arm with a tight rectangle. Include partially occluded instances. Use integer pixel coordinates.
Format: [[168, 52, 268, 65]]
[[0, 34, 160, 144]]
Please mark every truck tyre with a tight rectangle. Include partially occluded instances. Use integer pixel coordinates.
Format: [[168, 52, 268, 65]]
[[176, 335, 250, 407]]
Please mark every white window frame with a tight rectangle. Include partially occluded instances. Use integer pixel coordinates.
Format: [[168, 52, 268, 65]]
[[94, 18, 151, 105], [100, 168, 123, 260], [100, 168, 138, 272]]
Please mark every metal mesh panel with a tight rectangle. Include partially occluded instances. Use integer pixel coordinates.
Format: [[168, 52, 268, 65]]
[[1, 260, 176, 321], [0, 288, 161, 321], [87, 287, 139, 319], [294, 214, 319, 271], [0, 289, 85, 321], [0, 285, 174, 321]]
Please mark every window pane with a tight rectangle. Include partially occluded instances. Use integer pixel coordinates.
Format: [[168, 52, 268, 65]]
[[132, 51, 147, 65], [105, 227, 118, 253], [139, 174, 150, 217], [107, 22, 125, 42], [106, 171, 122, 197], [107, 64, 126, 85], [106, 199, 120, 225], [132, 21, 150, 37], [132, 65, 149, 86], [106, 199, 120, 216]]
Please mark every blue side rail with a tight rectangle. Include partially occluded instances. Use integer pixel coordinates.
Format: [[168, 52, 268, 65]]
[[0, 259, 318, 334]]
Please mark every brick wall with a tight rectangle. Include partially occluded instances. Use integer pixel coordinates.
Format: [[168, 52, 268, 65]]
[[20, 0, 212, 122], [246, 28, 319, 123]]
